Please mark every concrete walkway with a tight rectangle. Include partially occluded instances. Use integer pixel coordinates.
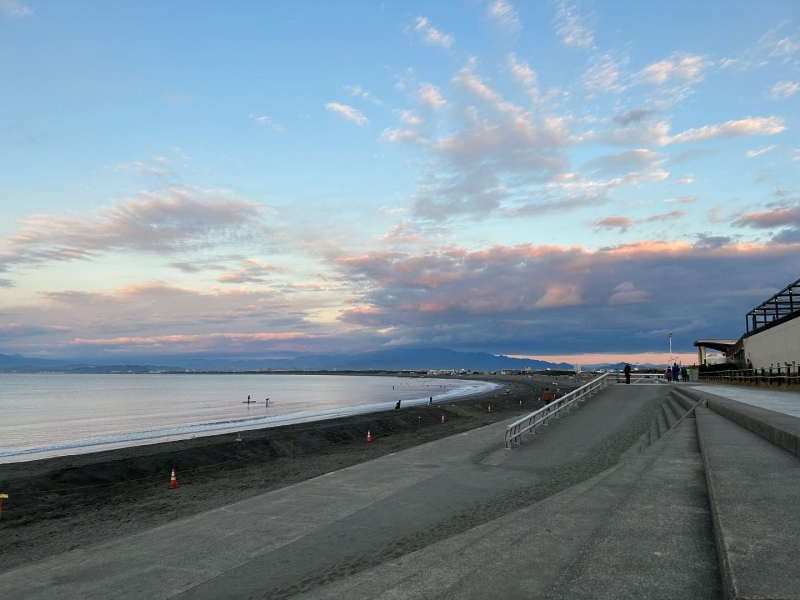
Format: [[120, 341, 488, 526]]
[[690, 384, 800, 418], [696, 407, 800, 599], [296, 419, 720, 600], [0, 385, 670, 599]]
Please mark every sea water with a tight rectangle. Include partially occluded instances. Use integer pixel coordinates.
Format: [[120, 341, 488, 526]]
[[0, 373, 499, 463]]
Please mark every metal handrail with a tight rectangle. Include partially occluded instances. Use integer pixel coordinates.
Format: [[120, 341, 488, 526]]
[[700, 368, 800, 387], [504, 373, 610, 449], [625, 373, 665, 383]]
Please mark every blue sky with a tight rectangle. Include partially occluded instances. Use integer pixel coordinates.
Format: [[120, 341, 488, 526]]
[[1, 0, 799, 363]]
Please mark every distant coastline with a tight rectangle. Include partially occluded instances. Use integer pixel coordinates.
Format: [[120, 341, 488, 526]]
[[0, 348, 575, 374]]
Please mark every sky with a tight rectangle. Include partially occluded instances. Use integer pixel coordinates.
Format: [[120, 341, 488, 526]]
[[1, 0, 799, 365]]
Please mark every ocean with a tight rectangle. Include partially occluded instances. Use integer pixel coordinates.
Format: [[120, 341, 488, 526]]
[[0, 373, 499, 463]]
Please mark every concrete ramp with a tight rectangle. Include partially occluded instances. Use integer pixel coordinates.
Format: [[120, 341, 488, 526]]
[[296, 419, 720, 599], [546, 420, 719, 599]]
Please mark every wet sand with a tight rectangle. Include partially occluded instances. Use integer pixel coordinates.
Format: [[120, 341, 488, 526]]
[[0, 375, 571, 573]]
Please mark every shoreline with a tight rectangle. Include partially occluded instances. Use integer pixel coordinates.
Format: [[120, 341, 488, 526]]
[[0, 375, 575, 573], [0, 377, 501, 464]]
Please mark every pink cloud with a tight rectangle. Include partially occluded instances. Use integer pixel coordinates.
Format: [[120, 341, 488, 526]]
[[592, 216, 632, 233], [72, 332, 311, 346], [733, 205, 800, 228], [329, 238, 800, 356], [216, 259, 278, 284], [534, 286, 584, 308], [0, 186, 262, 271]]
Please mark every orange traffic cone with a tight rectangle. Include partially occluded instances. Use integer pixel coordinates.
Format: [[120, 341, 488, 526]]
[[366, 430, 372, 442], [169, 468, 178, 489], [440, 414, 445, 424]]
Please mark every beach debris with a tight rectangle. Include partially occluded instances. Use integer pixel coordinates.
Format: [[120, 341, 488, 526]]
[[235, 432, 242, 442], [487, 405, 492, 413], [440, 414, 445, 424], [169, 468, 178, 489], [366, 430, 372, 443], [0, 493, 7, 522]]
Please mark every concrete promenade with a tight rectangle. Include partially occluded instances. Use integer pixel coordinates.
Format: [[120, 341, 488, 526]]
[[689, 384, 800, 418], [0, 384, 668, 599], [3, 382, 799, 599]]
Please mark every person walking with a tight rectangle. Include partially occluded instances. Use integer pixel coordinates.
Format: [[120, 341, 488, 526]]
[[623, 363, 631, 385], [672, 363, 680, 382], [542, 387, 553, 403]]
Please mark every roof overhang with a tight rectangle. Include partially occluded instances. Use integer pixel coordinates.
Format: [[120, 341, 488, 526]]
[[693, 339, 738, 353]]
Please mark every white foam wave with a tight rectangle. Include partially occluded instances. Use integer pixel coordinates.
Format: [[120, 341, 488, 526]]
[[0, 381, 500, 462]]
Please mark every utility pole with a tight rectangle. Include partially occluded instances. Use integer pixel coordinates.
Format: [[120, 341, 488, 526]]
[[668, 332, 673, 366]]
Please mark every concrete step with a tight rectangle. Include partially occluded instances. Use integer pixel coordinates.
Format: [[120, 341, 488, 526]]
[[664, 398, 686, 427], [619, 428, 651, 462], [546, 420, 721, 599], [619, 434, 645, 462], [670, 389, 697, 412], [682, 387, 800, 457], [668, 396, 687, 420], [649, 418, 660, 444], [696, 407, 800, 599], [641, 427, 651, 450], [661, 404, 676, 430], [656, 411, 668, 438]]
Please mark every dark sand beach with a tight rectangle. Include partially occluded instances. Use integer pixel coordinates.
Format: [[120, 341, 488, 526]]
[[0, 375, 576, 573]]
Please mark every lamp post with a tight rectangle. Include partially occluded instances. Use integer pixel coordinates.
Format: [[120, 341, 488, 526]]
[[668, 332, 673, 367]]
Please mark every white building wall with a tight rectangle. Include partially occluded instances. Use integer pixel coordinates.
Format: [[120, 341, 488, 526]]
[[743, 315, 800, 370]]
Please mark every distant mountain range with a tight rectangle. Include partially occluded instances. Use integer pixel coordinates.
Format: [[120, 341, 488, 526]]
[[587, 362, 668, 371], [0, 348, 574, 373]]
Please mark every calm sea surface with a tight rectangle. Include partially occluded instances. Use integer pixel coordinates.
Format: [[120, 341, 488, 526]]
[[0, 373, 499, 463]]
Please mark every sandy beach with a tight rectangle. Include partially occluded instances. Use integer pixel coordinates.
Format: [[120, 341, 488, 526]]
[[0, 375, 573, 573]]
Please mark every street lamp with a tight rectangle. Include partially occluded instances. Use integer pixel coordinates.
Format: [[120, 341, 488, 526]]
[[668, 332, 673, 367]]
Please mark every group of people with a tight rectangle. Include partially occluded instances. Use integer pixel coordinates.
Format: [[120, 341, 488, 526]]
[[622, 363, 690, 384], [664, 363, 689, 382], [245, 395, 271, 405]]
